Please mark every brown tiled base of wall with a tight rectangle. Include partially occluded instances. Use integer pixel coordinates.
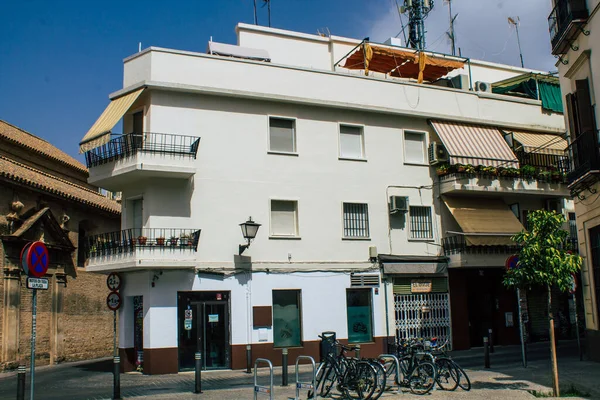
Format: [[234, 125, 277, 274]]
[[144, 347, 179, 374], [586, 329, 600, 362], [231, 336, 393, 370]]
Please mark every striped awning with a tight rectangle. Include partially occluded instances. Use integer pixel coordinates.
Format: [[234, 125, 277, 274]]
[[79, 88, 145, 153], [507, 130, 568, 156], [430, 121, 519, 168], [443, 196, 523, 246]]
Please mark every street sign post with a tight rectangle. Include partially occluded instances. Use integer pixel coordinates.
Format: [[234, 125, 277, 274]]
[[107, 292, 122, 311], [106, 274, 122, 399], [569, 273, 582, 361], [21, 241, 50, 400], [107, 272, 122, 291]]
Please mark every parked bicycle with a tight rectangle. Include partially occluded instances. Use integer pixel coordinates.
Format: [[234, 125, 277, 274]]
[[429, 337, 471, 391], [312, 336, 378, 399], [383, 338, 437, 395]]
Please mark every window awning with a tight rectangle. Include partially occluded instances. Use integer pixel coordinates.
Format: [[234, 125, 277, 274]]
[[429, 120, 519, 168], [506, 130, 568, 156], [79, 88, 145, 153], [342, 43, 465, 83], [443, 196, 524, 246]]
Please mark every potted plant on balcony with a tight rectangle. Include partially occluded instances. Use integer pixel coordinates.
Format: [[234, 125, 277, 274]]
[[138, 236, 148, 245], [436, 163, 449, 176], [481, 165, 498, 177], [455, 163, 466, 173], [156, 237, 166, 246], [537, 170, 551, 182], [550, 168, 563, 183], [521, 165, 536, 180], [168, 236, 179, 246], [464, 164, 476, 175], [180, 233, 194, 247]]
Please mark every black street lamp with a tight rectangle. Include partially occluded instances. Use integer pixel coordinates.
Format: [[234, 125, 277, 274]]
[[239, 217, 261, 255]]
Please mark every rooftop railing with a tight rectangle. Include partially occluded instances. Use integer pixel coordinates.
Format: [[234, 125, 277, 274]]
[[85, 132, 201, 168], [85, 228, 201, 259]]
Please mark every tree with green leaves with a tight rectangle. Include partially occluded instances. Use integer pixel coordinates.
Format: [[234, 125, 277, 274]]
[[504, 209, 582, 397]]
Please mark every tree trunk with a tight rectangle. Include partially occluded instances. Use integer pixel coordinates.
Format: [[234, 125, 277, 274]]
[[548, 285, 560, 397]]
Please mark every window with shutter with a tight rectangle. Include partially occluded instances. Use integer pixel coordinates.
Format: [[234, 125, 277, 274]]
[[575, 79, 596, 135]]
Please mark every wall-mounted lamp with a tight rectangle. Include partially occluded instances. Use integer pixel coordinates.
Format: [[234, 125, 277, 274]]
[[239, 216, 261, 255]]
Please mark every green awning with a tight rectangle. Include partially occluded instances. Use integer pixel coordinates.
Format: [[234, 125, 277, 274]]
[[492, 78, 537, 98], [538, 81, 564, 113]]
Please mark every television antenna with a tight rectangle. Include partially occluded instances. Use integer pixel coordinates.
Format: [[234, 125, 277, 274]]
[[508, 16, 525, 68], [444, 0, 458, 56], [400, 0, 435, 50]]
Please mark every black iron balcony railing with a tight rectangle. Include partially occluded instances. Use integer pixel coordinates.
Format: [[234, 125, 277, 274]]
[[85, 228, 201, 258], [514, 150, 570, 176], [85, 132, 201, 168], [548, 0, 589, 54], [566, 130, 600, 184], [442, 235, 578, 256]]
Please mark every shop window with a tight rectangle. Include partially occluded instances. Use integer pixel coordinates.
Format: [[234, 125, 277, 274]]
[[272, 290, 302, 347], [346, 289, 373, 343]]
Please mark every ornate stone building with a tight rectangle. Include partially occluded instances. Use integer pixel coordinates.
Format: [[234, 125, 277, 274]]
[[0, 120, 120, 369]]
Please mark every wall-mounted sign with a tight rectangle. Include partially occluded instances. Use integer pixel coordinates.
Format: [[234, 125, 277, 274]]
[[505, 312, 514, 327], [184, 319, 192, 331], [216, 293, 222, 301], [208, 314, 219, 323], [411, 279, 432, 293]]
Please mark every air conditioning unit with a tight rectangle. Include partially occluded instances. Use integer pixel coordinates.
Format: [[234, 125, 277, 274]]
[[390, 196, 409, 214], [450, 74, 469, 90], [474, 81, 492, 93], [428, 142, 449, 165]]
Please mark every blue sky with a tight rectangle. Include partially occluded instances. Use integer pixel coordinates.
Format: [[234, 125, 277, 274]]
[[0, 0, 556, 161]]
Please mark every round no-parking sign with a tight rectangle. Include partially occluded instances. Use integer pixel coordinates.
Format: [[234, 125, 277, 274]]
[[21, 241, 49, 278]]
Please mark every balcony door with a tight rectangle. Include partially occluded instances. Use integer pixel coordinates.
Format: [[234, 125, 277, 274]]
[[130, 198, 143, 237], [132, 111, 143, 148]]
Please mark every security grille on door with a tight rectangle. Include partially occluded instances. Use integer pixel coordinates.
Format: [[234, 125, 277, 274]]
[[350, 273, 380, 287], [394, 293, 451, 349]]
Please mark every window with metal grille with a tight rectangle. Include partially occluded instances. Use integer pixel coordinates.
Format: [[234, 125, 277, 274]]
[[409, 206, 433, 239], [343, 203, 369, 238]]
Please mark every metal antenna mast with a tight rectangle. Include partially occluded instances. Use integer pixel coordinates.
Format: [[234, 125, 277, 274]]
[[254, 0, 258, 25], [508, 17, 525, 68], [263, 0, 271, 27], [402, 0, 435, 50], [445, 0, 458, 55]]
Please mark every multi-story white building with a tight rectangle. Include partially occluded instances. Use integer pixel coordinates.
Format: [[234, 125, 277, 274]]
[[550, 0, 600, 361], [80, 23, 570, 374]]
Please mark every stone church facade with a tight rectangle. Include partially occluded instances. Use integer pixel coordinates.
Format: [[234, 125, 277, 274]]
[[0, 120, 120, 370]]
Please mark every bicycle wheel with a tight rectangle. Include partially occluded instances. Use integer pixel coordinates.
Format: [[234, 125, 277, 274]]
[[343, 361, 377, 400], [369, 360, 387, 400], [435, 357, 459, 391], [382, 359, 399, 387], [454, 363, 471, 391], [319, 364, 338, 397], [408, 361, 436, 395]]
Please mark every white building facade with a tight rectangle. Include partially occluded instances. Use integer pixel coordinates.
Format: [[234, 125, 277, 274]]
[[82, 23, 569, 373]]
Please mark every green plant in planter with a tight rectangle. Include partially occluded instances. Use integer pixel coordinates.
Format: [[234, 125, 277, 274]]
[[481, 165, 498, 176], [455, 163, 466, 173], [521, 165, 536, 178], [436, 163, 450, 176], [537, 170, 551, 181], [464, 164, 476, 174]]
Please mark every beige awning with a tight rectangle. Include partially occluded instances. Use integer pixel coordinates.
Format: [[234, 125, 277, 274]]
[[430, 121, 519, 168], [79, 88, 145, 153], [443, 196, 524, 246], [508, 130, 568, 156]]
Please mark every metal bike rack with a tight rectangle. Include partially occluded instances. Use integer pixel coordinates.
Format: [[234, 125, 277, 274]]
[[378, 354, 402, 394], [254, 358, 274, 400], [294, 355, 318, 400]]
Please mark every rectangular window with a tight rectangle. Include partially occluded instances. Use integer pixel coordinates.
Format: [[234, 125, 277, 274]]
[[346, 289, 373, 343], [404, 131, 427, 164], [588, 226, 600, 327], [569, 212, 577, 240], [409, 206, 433, 239], [343, 203, 370, 238], [269, 117, 296, 153], [272, 290, 302, 348], [270, 200, 298, 236], [339, 125, 365, 159]]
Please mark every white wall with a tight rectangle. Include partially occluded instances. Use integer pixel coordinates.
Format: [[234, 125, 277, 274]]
[[121, 270, 387, 349]]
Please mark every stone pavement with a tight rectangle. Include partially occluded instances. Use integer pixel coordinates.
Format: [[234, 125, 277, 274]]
[[0, 340, 598, 399]]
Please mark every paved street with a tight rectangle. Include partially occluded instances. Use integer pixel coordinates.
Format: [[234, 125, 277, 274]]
[[0, 341, 597, 399]]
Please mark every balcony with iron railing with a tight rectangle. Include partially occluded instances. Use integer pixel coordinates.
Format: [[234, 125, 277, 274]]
[[84, 228, 201, 272], [436, 159, 570, 197], [85, 132, 200, 190], [565, 129, 600, 196], [548, 0, 589, 55]]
